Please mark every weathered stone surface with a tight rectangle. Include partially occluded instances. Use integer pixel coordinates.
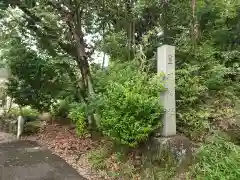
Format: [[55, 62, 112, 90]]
[[157, 45, 176, 136], [0, 140, 86, 180], [145, 135, 192, 169]]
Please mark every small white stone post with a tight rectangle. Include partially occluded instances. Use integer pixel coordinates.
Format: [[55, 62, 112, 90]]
[[157, 45, 176, 136], [17, 115, 24, 139]]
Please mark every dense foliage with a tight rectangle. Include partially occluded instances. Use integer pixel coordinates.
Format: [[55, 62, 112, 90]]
[[7, 106, 39, 122], [68, 102, 87, 136], [0, 0, 239, 146], [91, 62, 164, 146], [0, 1, 239, 179], [190, 134, 240, 180]]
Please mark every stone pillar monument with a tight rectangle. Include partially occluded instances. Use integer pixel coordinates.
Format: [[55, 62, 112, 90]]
[[157, 45, 176, 136]]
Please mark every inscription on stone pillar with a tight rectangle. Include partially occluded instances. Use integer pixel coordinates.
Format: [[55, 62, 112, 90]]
[[157, 45, 176, 136]]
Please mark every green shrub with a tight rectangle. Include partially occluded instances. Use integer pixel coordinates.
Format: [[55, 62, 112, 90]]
[[175, 64, 209, 139], [91, 62, 165, 147], [68, 103, 87, 136], [50, 99, 71, 118], [22, 107, 39, 120], [176, 60, 239, 140], [189, 134, 240, 180], [8, 106, 39, 121], [7, 107, 18, 117], [87, 146, 110, 169]]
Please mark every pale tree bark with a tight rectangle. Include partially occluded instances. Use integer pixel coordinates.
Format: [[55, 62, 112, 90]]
[[191, 0, 199, 41]]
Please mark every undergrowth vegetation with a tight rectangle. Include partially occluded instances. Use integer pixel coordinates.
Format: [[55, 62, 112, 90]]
[[189, 134, 240, 180], [7, 106, 39, 121], [91, 62, 165, 146], [0, 0, 240, 179], [68, 103, 87, 136]]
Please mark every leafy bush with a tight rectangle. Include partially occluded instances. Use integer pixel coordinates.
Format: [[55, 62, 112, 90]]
[[3, 38, 78, 112], [50, 99, 71, 118], [176, 64, 210, 139], [68, 103, 87, 136], [22, 107, 39, 119], [8, 106, 39, 122], [91, 62, 165, 147], [189, 134, 240, 180], [176, 43, 239, 140]]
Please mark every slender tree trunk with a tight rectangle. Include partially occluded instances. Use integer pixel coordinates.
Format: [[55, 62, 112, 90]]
[[132, 0, 136, 56], [191, 0, 199, 41], [102, 53, 106, 69], [162, 0, 169, 44], [6, 97, 13, 114], [125, 0, 135, 60], [102, 0, 106, 69]]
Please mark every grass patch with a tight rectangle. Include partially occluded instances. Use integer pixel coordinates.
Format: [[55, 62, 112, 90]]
[[141, 165, 176, 180], [189, 134, 240, 180], [87, 141, 179, 179], [87, 142, 139, 178], [87, 142, 112, 170], [88, 148, 108, 170], [88, 134, 240, 180]]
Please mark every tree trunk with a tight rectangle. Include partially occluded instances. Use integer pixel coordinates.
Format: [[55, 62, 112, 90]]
[[70, 27, 96, 127], [162, 1, 169, 44], [191, 0, 199, 41]]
